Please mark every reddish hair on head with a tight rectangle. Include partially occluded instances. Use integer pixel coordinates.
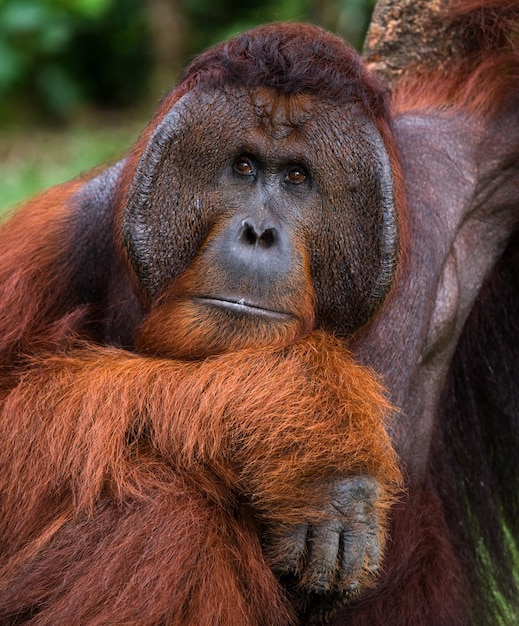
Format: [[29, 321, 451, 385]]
[[178, 23, 391, 129]]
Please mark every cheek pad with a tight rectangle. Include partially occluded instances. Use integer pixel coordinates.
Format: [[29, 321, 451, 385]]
[[122, 92, 238, 298], [303, 109, 398, 334]]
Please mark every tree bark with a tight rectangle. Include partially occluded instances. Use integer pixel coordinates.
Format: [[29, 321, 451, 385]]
[[362, 0, 464, 83]]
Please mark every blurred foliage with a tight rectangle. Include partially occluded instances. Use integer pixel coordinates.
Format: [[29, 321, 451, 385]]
[[0, 122, 141, 210], [184, 0, 375, 55], [0, 0, 375, 125], [0, 0, 151, 124]]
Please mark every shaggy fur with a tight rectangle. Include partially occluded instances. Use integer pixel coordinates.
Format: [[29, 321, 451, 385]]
[[0, 331, 400, 624], [0, 2, 518, 623]]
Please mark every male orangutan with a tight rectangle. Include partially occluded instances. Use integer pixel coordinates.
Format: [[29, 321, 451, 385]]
[[0, 18, 402, 626], [1, 0, 519, 625]]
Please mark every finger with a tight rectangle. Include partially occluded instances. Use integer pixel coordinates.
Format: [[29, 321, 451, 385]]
[[339, 511, 368, 587], [304, 520, 342, 592], [365, 510, 381, 574]]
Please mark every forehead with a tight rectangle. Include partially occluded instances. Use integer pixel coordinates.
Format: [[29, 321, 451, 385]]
[[183, 86, 318, 134], [168, 86, 378, 164], [237, 87, 318, 139]]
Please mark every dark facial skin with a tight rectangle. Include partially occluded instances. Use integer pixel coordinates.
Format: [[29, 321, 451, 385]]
[[123, 86, 398, 356]]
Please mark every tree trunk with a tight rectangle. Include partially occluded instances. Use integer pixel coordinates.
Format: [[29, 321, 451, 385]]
[[146, 0, 189, 96], [362, 0, 465, 83]]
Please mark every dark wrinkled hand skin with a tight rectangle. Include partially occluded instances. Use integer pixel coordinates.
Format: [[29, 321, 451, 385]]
[[266, 476, 381, 624]]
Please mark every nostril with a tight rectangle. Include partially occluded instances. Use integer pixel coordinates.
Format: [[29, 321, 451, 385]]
[[258, 228, 276, 248], [239, 220, 277, 248], [241, 221, 258, 246]]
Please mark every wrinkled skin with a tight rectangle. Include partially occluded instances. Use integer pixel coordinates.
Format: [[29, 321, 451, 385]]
[[269, 477, 382, 621]]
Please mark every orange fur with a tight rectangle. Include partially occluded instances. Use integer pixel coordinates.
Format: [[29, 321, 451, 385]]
[[0, 331, 400, 624], [0, 181, 87, 366]]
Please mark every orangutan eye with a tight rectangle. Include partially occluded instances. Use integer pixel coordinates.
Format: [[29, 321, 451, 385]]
[[285, 165, 307, 185], [233, 157, 255, 176]]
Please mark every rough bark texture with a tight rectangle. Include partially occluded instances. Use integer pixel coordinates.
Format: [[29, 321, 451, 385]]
[[362, 0, 464, 83]]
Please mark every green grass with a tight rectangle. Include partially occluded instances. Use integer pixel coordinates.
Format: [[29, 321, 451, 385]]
[[0, 121, 142, 213]]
